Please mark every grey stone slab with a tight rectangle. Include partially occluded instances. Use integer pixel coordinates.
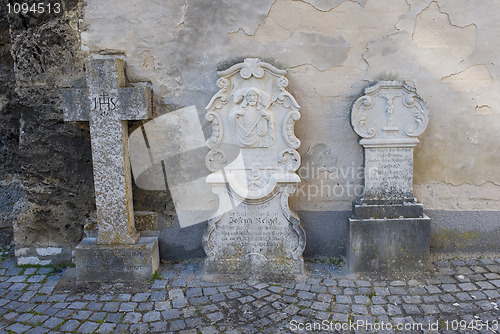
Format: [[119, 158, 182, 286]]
[[143, 311, 161, 322], [119, 302, 137, 312], [169, 319, 186, 331], [150, 321, 168, 332], [104, 313, 123, 323], [102, 302, 119, 312], [137, 302, 153, 311], [132, 292, 151, 302], [5, 323, 32, 333], [97, 323, 116, 333], [150, 291, 167, 301], [352, 304, 368, 314], [123, 312, 142, 324], [24, 327, 48, 334], [130, 323, 149, 333], [441, 284, 459, 292], [78, 321, 100, 333], [353, 201, 423, 219], [154, 301, 171, 311], [72, 310, 92, 320], [162, 308, 180, 320], [89, 312, 106, 322], [186, 287, 202, 297], [68, 301, 87, 309], [74, 237, 159, 281], [348, 216, 431, 273], [336, 295, 352, 303], [59, 319, 81, 331], [402, 304, 420, 314], [172, 298, 188, 308], [370, 305, 386, 315]]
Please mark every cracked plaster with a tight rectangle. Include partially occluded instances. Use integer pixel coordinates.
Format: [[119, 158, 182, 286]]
[[82, 0, 500, 212], [293, 0, 366, 12]]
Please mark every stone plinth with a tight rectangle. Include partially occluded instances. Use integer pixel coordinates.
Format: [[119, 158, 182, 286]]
[[347, 216, 430, 273], [348, 81, 430, 273], [203, 58, 305, 280], [74, 237, 159, 281]]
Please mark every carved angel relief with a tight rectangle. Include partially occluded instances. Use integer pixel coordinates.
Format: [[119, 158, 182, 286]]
[[351, 81, 429, 146], [205, 58, 301, 198], [231, 87, 275, 148]]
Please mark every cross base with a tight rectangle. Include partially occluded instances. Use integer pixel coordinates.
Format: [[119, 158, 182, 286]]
[[73, 237, 159, 281]]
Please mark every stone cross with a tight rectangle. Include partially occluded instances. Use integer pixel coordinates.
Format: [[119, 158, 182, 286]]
[[62, 55, 152, 245]]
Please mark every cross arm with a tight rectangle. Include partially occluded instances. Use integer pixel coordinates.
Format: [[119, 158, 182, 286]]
[[118, 86, 152, 121]]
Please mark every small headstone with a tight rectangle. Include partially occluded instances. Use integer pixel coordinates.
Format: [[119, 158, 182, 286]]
[[203, 58, 306, 279], [61, 55, 159, 280], [348, 81, 431, 273]]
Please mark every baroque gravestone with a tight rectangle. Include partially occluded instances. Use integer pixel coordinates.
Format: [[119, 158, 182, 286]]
[[348, 81, 431, 273], [61, 54, 159, 280], [203, 58, 306, 279]]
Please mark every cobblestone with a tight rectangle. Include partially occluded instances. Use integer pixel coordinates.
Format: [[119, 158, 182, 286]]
[[0, 256, 498, 333]]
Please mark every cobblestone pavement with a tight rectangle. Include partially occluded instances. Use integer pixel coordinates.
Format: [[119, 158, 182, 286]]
[[0, 253, 499, 333]]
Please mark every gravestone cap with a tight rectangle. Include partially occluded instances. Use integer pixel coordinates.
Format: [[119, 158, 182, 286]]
[[351, 81, 429, 148]]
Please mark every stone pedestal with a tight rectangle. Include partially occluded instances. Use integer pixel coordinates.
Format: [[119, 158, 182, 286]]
[[203, 59, 305, 280], [348, 217, 430, 273], [74, 237, 159, 281], [348, 81, 430, 273]]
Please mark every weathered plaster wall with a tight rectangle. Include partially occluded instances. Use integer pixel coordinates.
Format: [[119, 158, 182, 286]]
[[3, 0, 496, 258], [80, 0, 500, 256]]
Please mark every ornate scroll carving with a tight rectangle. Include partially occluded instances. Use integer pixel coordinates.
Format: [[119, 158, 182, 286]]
[[203, 58, 305, 278], [205, 149, 226, 172], [351, 81, 429, 146], [278, 149, 301, 172]]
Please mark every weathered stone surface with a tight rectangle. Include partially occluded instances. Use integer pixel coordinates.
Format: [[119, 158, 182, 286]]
[[14, 246, 72, 266], [230, 32, 349, 71], [203, 59, 305, 279], [351, 81, 429, 201], [4, 1, 95, 263], [349, 81, 430, 273], [73, 237, 159, 281], [347, 217, 431, 273], [61, 54, 160, 280], [363, 147, 414, 201], [62, 55, 152, 245], [352, 201, 423, 220], [3, 0, 500, 261], [0, 5, 23, 245], [134, 211, 159, 232]]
